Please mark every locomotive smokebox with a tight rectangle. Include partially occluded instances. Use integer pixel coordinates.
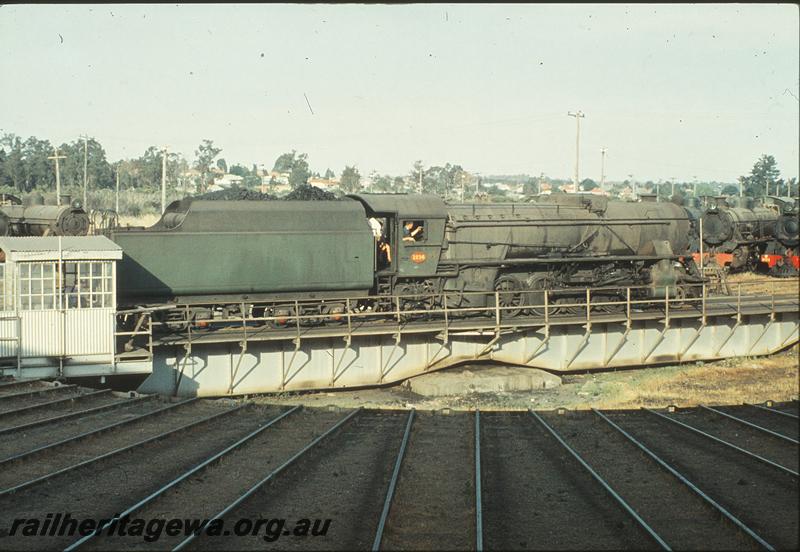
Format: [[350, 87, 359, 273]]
[[701, 210, 734, 245]]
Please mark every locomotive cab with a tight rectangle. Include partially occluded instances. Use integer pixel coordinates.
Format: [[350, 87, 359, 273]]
[[348, 194, 447, 280]]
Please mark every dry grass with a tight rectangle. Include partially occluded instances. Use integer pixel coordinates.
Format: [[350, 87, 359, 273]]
[[724, 272, 799, 296], [591, 345, 799, 410], [116, 213, 161, 228]]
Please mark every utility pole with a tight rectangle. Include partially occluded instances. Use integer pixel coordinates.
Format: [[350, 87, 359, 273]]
[[80, 135, 89, 209], [567, 111, 585, 189], [600, 147, 607, 190], [418, 165, 423, 194], [670, 176, 676, 197], [738, 176, 744, 198], [115, 168, 120, 214], [692, 176, 698, 197], [628, 174, 635, 199], [161, 146, 168, 214], [539, 172, 545, 195], [48, 148, 66, 206]]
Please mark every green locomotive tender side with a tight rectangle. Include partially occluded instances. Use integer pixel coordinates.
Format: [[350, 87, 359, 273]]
[[112, 199, 375, 302]]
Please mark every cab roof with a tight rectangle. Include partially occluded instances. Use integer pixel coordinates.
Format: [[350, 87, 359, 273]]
[[347, 193, 447, 218]]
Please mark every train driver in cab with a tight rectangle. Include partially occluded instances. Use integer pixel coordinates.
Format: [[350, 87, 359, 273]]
[[403, 220, 424, 242]]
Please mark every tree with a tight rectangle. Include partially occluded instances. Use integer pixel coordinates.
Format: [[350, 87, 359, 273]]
[[721, 184, 739, 196], [272, 151, 296, 173], [229, 164, 249, 177], [216, 158, 228, 173], [289, 153, 310, 188], [194, 139, 222, 192], [580, 178, 597, 192], [742, 154, 780, 197], [324, 168, 335, 179], [340, 166, 361, 193]]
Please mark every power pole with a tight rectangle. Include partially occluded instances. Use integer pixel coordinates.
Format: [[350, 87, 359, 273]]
[[628, 174, 635, 199], [567, 111, 585, 189], [693, 176, 698, 197], [161, 146, 168, 214], [670, 176, 676, 197], [48, 148, 66, 206], [418, 166, 423, 194], [115, 168, 120, 214], [539, 172, 545, 195], [80, 135, 89, 209], [600, 147, 607, 190]]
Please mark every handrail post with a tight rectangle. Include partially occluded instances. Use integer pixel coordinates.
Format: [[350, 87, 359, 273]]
[[494, 290, 500, 327], [585, 287, 591, 325], [701, 283, 706, 324]]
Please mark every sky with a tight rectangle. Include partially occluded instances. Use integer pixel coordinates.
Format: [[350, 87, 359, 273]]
[[0, 3, 798, 183]]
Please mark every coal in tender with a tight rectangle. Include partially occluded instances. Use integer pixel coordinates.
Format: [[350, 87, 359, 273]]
[[284, 184, 338, 201], [192, 184, 338, 201], [193, 186, 278, 201]]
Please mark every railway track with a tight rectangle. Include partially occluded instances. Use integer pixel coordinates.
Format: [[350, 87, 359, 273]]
[[0, 398, 795, 551]]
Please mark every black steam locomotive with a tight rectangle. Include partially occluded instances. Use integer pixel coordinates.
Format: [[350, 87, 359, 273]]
[[109, 193, 703, 329], [0, 194, 90, 237]]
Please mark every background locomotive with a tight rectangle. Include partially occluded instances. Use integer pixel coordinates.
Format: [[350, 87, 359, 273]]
[[0, 193, 91, 237], [683, 194, 799, 275], [108, 193, 701, 329]]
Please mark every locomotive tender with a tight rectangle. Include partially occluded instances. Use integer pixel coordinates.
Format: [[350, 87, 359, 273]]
[[109, 193, 701, 328]]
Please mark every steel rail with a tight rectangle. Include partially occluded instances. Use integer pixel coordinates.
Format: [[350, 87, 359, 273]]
[[0, 384, 77, 402], [172, 407, 362, 552], [0, 378, 42, 389], [699, 405, 798, 445], [593, 409, 775, 551], [372, 409, 415, 552], [475, 409, 484, 552], [64, 405, 302, 551], [528, 410, 671, 551], [0, 389, 116, 418], [0, 397, 197, 468], [1, 402, 252, 498], [0, 395, 150, 436], [745, 403, 800, 420], [644, 408, 798, 478]]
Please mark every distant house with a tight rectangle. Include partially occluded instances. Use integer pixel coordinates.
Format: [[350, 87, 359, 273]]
[[561, 183, 577, 194], [308, 177, 340, 189], [213, 174, 244, 188]]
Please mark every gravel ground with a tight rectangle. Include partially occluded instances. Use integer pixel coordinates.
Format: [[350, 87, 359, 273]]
[[0, 404, 283, 551], [541, 410, 756, 550], [481, 411, 654, 550], [606, 410, 799, 550], [199, 410, 407, 551]]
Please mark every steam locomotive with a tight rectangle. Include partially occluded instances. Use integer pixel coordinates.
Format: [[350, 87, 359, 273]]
[[687, 195, 799, 274], [0, 194, 91, 237], [108, 193, 703, 328]]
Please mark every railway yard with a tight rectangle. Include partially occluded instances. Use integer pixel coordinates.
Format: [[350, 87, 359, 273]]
[[0, 379, 796, 551]]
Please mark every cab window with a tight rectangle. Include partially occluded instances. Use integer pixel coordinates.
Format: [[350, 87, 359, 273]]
[[401, 220, 425, 242]]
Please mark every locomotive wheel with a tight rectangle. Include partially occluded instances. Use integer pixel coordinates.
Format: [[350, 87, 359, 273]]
[[493, 276, 525, 318], [596, 295, 626, 314], [525, 275, 553, 317], [555, 296, 585, 316]]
